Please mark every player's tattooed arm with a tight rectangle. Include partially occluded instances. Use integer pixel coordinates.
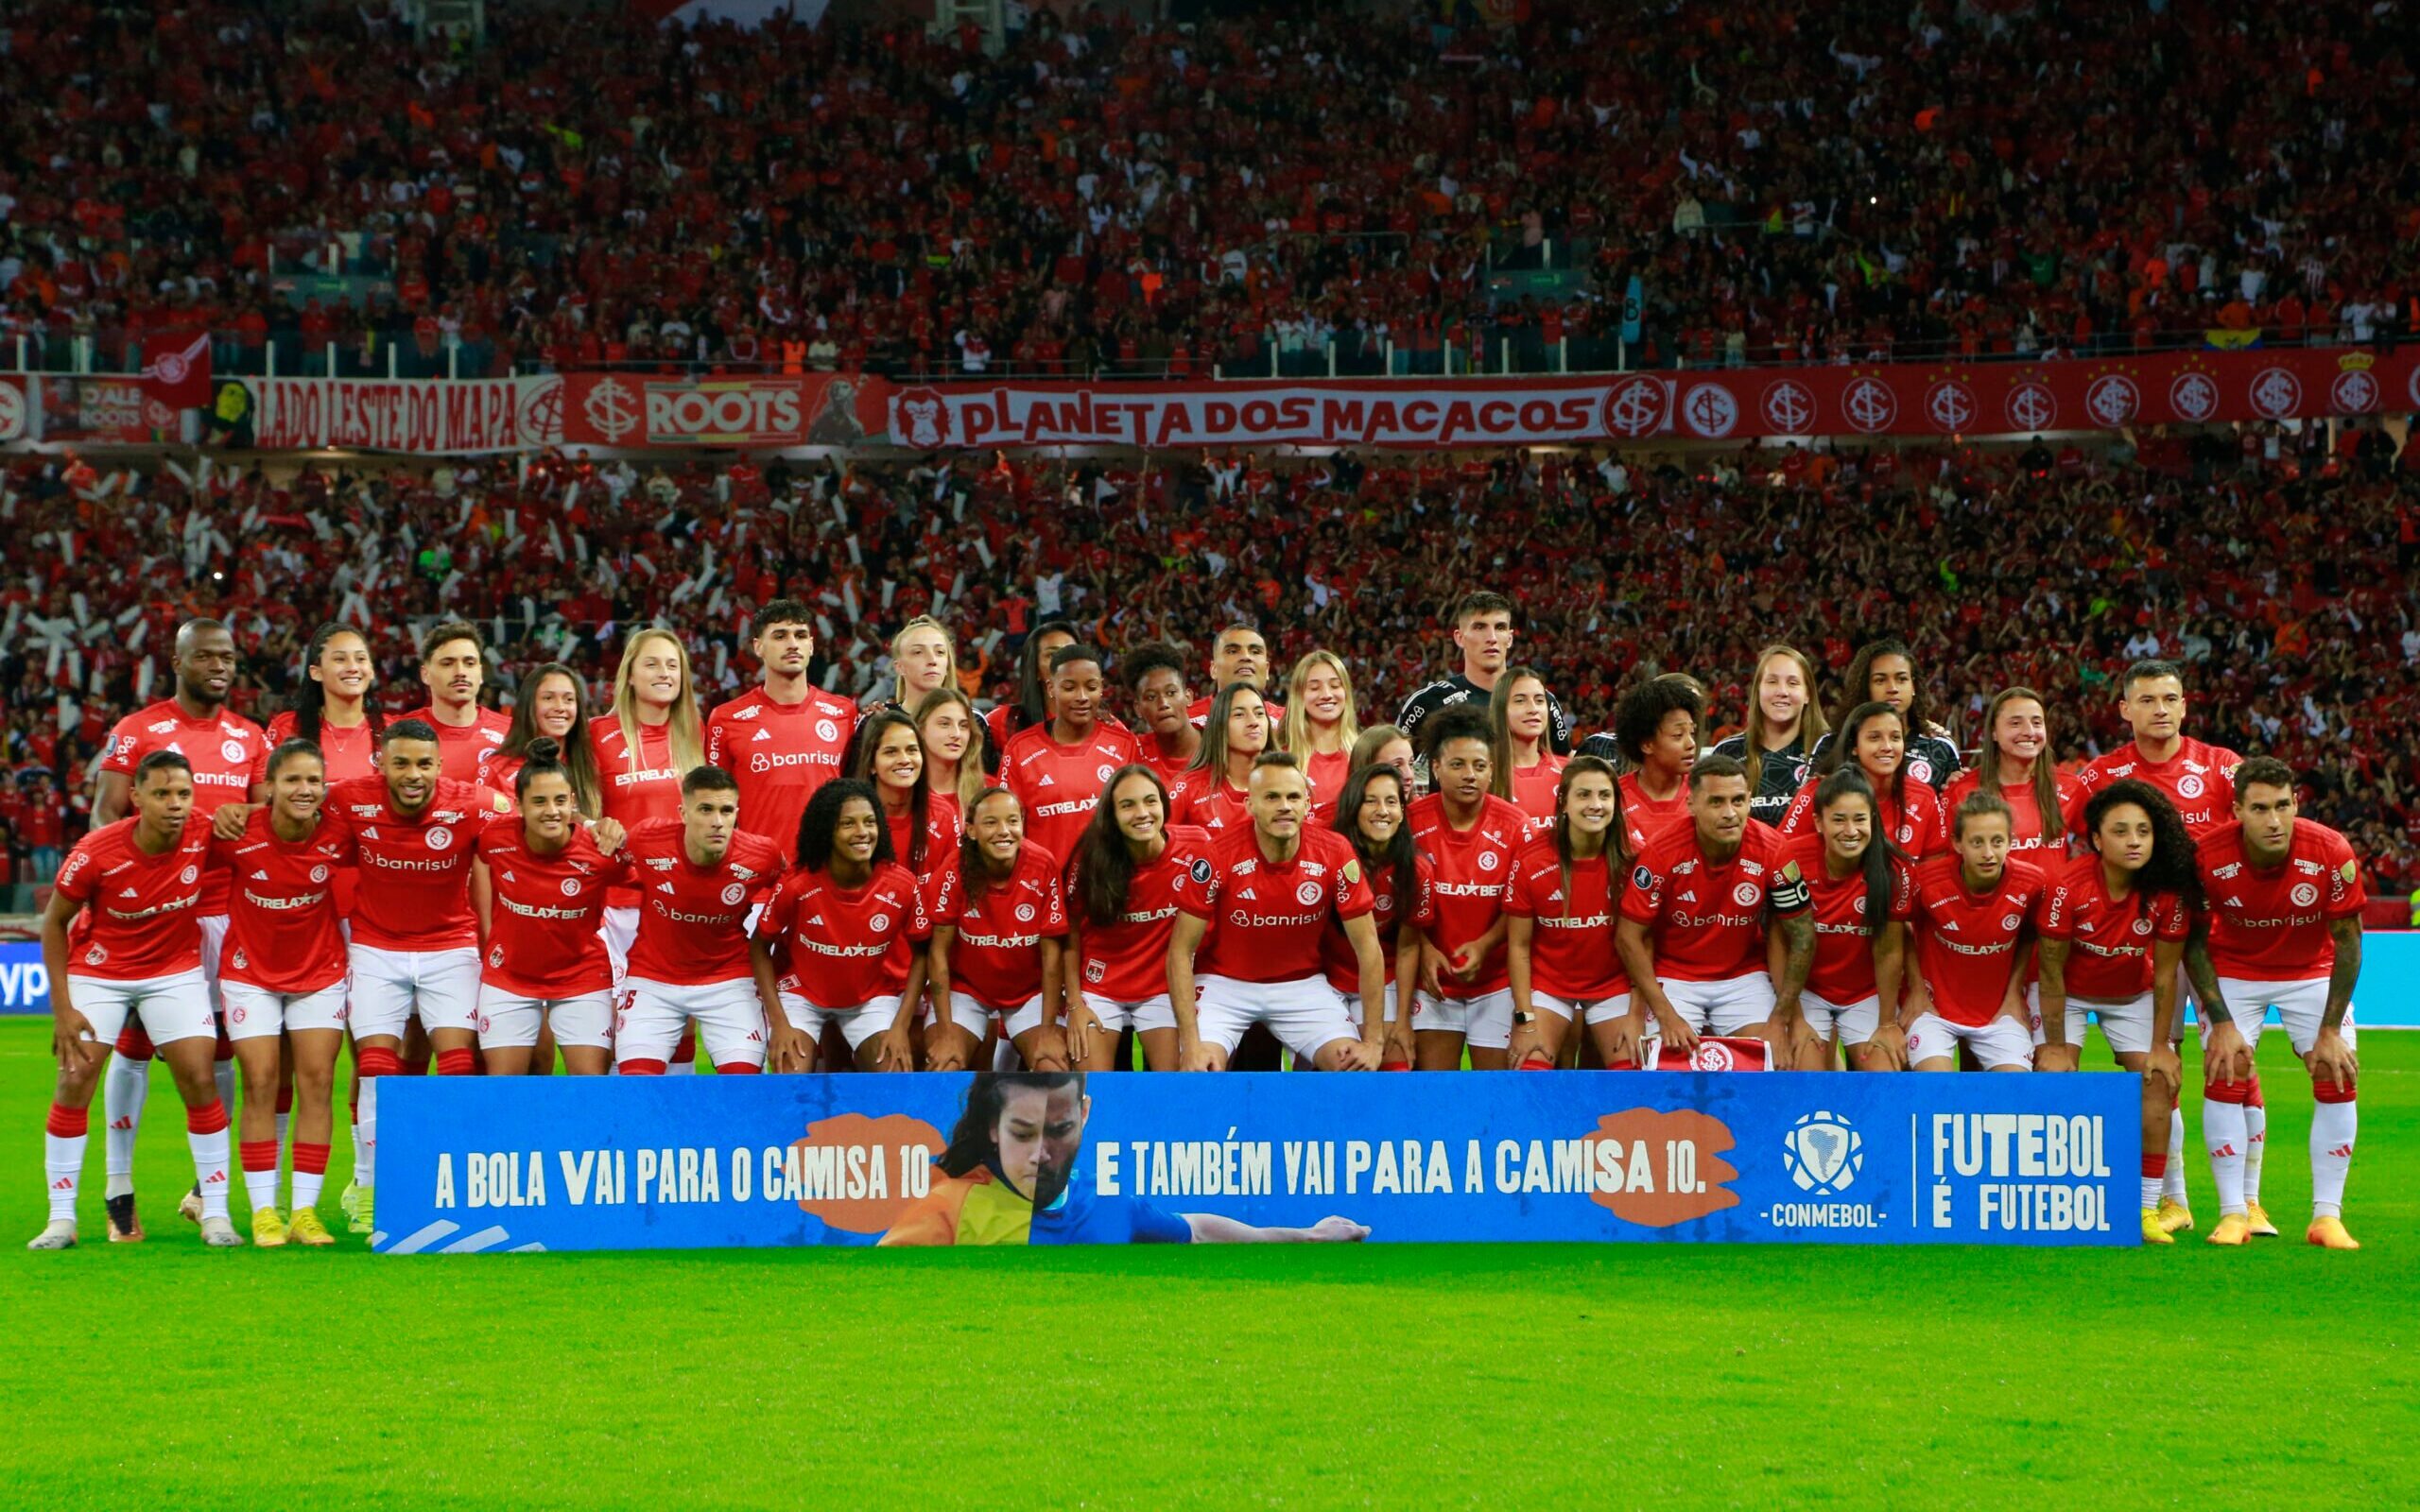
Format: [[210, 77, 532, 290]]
[[1772, 910, 1814, 1003], [2324, 919, 2361, 1033], [2182, 922, 2229, 1024]]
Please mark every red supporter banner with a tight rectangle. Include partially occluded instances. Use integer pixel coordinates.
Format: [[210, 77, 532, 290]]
[[0, 373, 26, 444], [39, 376, 156, 443], [226, 376, 564, 454], [560, 372, 885, 448], [142, 329, 212, 413]]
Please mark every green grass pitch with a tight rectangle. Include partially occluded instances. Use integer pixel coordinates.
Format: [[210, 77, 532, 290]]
[[3, 1017, 2414, 1509]]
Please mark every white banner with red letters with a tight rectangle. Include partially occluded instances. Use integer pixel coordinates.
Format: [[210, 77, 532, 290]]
[[218, 376, 564, 454]]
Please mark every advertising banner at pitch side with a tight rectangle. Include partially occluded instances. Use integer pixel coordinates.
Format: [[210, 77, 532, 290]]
[[372, 1072, 2139, 1253]]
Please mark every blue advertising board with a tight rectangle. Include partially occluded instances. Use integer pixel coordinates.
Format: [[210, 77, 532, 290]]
[[0, 941, 46, 1015], [373, 1070, 2141, 1253]]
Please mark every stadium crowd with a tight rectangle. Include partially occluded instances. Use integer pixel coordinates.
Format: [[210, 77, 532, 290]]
[[5, 0, 2420, 378]]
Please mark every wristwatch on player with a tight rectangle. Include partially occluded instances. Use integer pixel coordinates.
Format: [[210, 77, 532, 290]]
[[1512, 1009, 1536, 1025]]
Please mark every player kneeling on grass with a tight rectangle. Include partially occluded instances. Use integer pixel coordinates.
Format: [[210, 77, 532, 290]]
[[33, 753, 240, 1249], [754, 779, 930, 1073], [1168, 752, 1388, 1072], [2030, 781, 2197, 1245], [925, 788, 1072, 1073], [1616, 755, 1814, 1066], [211, 740, 351, 1246], [1899, 793, 2049, 1072], [2185, 758, 2366, 1250], [472, 740, 631, 1077], [612, 765, 785, 1076], [1772, 768, 1913, 1070]]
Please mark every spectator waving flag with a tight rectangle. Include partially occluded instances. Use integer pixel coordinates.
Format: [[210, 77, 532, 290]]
[[142, 329, 212, 421]]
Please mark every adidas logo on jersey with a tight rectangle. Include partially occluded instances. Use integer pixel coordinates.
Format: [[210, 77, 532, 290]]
[[752, 728, 771, 743], [1940, 919, 1961, 933], [1037, 772, 1056, 786], [503, 870, 517, 884], [806, 915, 826, 926], [119, 886, 138, 898], [250, 870, 269, 881]]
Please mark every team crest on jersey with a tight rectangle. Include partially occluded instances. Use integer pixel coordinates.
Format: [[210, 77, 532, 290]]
[[1295, 881, 1322, 905], [562, 879, 584, 898], [2290, 883, 2319, 907], [228, 1004, 246, 1026], [1189, 858, 1214, 885], [1478, 850, 1501, 872], [179, 865, 199, 885], [84, 945, 108, 966], [309, 864, 330, 884], [869, 912, 891, 933], [1908, 758, 1933, 783], [489, 944, 506, 968], [219, 739, 248, 764], [720, 883, 748, 905], [1014, 902, 1037, 923], [1084, 959, 1105, 983], [1850, 895, 1867, 917], [1096, 764, 1116, 782], [2177, 774, 2204, 799], [2000, 914, 2022, 931], [425, 826, 455, 850], [1732, 882, 1761, 907], [815, 719, 840, 743], [232, 950, 248, 971], [2132, 918, 2152, 936]]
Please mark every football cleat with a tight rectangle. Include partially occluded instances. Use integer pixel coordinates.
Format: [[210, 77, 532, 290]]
[[2155, 1197, 2195, 1234], [177, 1181, 204, 1226], [26, 1220, 78, 1250], [251, 1208, 289, 1248], [199, 1215, 245, 1247], [2245, 1201, 2279, 1238], [287, 1209, 337, 1247], [2139, 1209, 2174, 1246], [338, 1182, 362, 1225], [2205, 1212, 2252, 1246], [2306, 1216, 2360, 1251], [105, 1194, 145, 1243], [349, 1188, 374, 1236]]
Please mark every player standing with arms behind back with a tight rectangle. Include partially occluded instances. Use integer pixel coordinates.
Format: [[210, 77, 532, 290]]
[[402, 621, 512, 782], [2186, 758, 2366, 1249]]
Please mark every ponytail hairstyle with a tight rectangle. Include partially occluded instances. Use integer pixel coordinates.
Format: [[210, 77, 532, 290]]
[[1972, 685, 2066, 849], [1812, 765, 1904, 936], [2083, 779, 2204, 913], [955, 786, 1024, 908], [890, 613, 957, 706], [1075, 764, 1170, 927], [850, 706, 932, 874], [292, 621, 382, 747], [514, 736, 570, 804], [1820, 699, 1910, 822], [1279, 649, 1360, 758], [1738, 644, 1824, 798], [1550, 754, 1631, 922], [499, 662, 601, 816], [1009, 619, 1080, 741], [1485, 664, 1554, 801], [1835, 637, 1927, 733], [1331, 764, 1422, 923]]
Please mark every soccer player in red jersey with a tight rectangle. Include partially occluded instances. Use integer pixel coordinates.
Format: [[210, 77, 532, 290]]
[[2066, 659, 2248, 1232], [753, 779, 929, 1072], [478, 663, 599, 811], [1505, 756, 1643, 1070], [472, 740, 630, 1078], [1618, 754, 1813, 1060], [916, 686, 989, 815], [2185, 758, 2366, 1249], [1122, 644, 1201, 789], [1778, 701, 1946, 858], [1185, 623, 1277, 725], [1942, 688, 2077, 857], [401, 620, 512, 783], [926, 789, 1070, 1073], [1168, 752, 1386, 1072], [264, 622, 383, 786], [855, 708, 957, 884], [214, 740, 350, 1246], [31, 753, 237, 1249], [1608, 675, 1701, 837], [615, 765, 786, 1074], [1899, 792, 2051, 1072], [1281, 650, 1359, 812], [2031, 780, 2197, 1244], [985, 620, 1077, 772], [594, 628, 704, 983], [1169, 683, 1270, 836], [1001, 644, 1143, 868], [1066, 767, 1208, 1072], [1323, 764, 1432, 1068], [1405, 708, 1527, 1069], [1774, 769, 1912, 1071], [704, 597, 859, 868], [1489, 666, 1567, 834], [92, 617, 266, 1241]]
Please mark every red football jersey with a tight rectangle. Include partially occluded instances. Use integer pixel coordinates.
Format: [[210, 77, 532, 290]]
[[212, 809, 349, 994], [703, 685, 859, 867], [591, 717, 687, 908], [887, 792, 962, 883], [1777, 833, 1913, 1005], [1070, 824, 1211, 1002], [621, 818, 785, 986], [1303, 747, 1351, 818], [398, 704, 513, 785], [54, 818, 213, 981], [756, 860, 929, 1007], [1322, 850, 1438, 994], [475, 815, 630, 998], [2069, 736, 2242, 838], [1620, 819, 1809, 983], [1407, 793, 1527, 998], [1508, 754, 1569, 833], [1000, 721, 1144, 867], [1174, 824, 1373, 985], [1167, 770, 1253, 836], [1137, 737, 1198, 793], [101, 697, 267, 913], [2195, 818, 2364, 982], [320, 775, 492, 952], [1504, 834, 1634, 1001], [1941, 768, 2082, 857], [1908, 852, 2050, 1026], [929, 840, 1068, 1011], [260, 711, 379, 785], [1616, 772, 1689, 837], [1776, 772, 1946, 857], [2040, 852, 2190, 999]]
